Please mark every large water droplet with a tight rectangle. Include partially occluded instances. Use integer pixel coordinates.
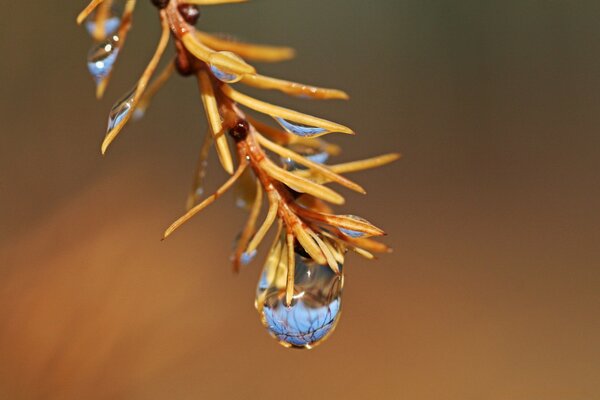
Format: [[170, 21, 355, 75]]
[[339, 215, 371, 238], [209, 51, 244, 83], [107, 87, 136, 133], [275, 118, 328, 137], [281, 144, 330, 170], [256, 252, 343, 349], [87, 35, 120, 83]]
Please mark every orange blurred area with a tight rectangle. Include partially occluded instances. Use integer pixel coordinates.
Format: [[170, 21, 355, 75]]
[[1, 1, 599, 399]]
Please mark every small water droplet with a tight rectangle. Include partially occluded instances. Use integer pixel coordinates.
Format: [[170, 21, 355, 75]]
[[241, 250, 257, 266], [339, 215, 370, 238], [87, 35, 120, 83], [275, 118, 328, 137], [256, 252, 343, 349], [107, 87, 136, 133], [209, 51, 244, 83], [281, 144, 329, 170]]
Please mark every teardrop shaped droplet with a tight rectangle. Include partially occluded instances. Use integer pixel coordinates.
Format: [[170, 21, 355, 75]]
[[209, 51, 244, 83], [281, 144, 330, 170], [256, 251, 343, 349], [87, 35, 120, 83], [339, 215, 371, 238], [107, 87, 136, 133], [274, 118, 328, 138]]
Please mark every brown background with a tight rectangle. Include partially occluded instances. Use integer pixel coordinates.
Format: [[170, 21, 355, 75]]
[[1, 1, 599, 399]]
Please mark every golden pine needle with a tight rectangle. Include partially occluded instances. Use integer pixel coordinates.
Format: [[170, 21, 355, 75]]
[[221, 85, 354, 136], [186, 132, 213, 210], [196, 31, 295, 63], [95, 0, 137, 99], [326, 153, 401, 175], [351, 247, 376, 260], [198, 70, 234, 174], [135, 61, 175, 120], [163, 162, 248, 239], [92, 0, 111, 41], [248, 116, 342, 156], [296, 208, 385, 237], [101, 9, 168, 154], [233, 181, 263, 271], [294, 153, 401, 182], [246, 199, 278, 253], [241, 74, 349, 100], [292, 224, 327, 265], [310, 232, 340, 274], [259, 159, 345, 205], [182, 34, 255, 76], [285, 232, 295, 306], [256, 133, 365, 194], [76, 0, 105, 25]]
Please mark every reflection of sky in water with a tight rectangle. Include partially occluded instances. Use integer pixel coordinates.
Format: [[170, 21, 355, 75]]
[[263, 299, 340, 347], [85, 18, 121, 38], [107, 89, 135, 132], [209, 65, 240, 83], [257, 252, 343, 348], [87, 46, 119, 83], [275, 117, 328, 137]]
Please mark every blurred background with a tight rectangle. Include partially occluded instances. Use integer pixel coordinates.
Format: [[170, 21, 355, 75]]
[[1, 1, 599, 399]]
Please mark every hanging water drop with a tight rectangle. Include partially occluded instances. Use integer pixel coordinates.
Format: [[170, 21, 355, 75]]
[[339, 215, 371, 238], [274, 118, 328, 137], [107, 87, 137, 133], [87, 35, 120, 83], [209, 51, 244, 83], [256, 251, 343, 349]]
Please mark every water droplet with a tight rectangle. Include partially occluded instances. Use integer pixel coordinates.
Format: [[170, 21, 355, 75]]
[[241, 250, 257, 265], [256, 252, 343, 349], [281, 144, 329, 170], [86, 17, 121, 38], [87, 35, 120, 83], [107, 87, 136, 133], [339, 215, 370, 238], [209, 51, 244, 83], [275, 118, 328, 137]]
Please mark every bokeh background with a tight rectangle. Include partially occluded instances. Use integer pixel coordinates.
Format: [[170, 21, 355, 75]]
[[1, 1, 599, 399]]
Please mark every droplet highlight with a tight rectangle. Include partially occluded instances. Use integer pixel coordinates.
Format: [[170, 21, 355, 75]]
[[275, 118, 328, 137], [256, 252, 343, 349], [87, 35, 120, 83]]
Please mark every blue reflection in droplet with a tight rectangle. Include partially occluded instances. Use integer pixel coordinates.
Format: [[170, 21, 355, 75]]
[[85, 17, 120, 38], [241, 250, 257, 266], [107, 87, 136, 133], [339, 215, 371, 238], [275, 118, 328, 137], [87, 36, 120, 83], [257, 253, 343, 349], [210, 65, 240, 83]]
